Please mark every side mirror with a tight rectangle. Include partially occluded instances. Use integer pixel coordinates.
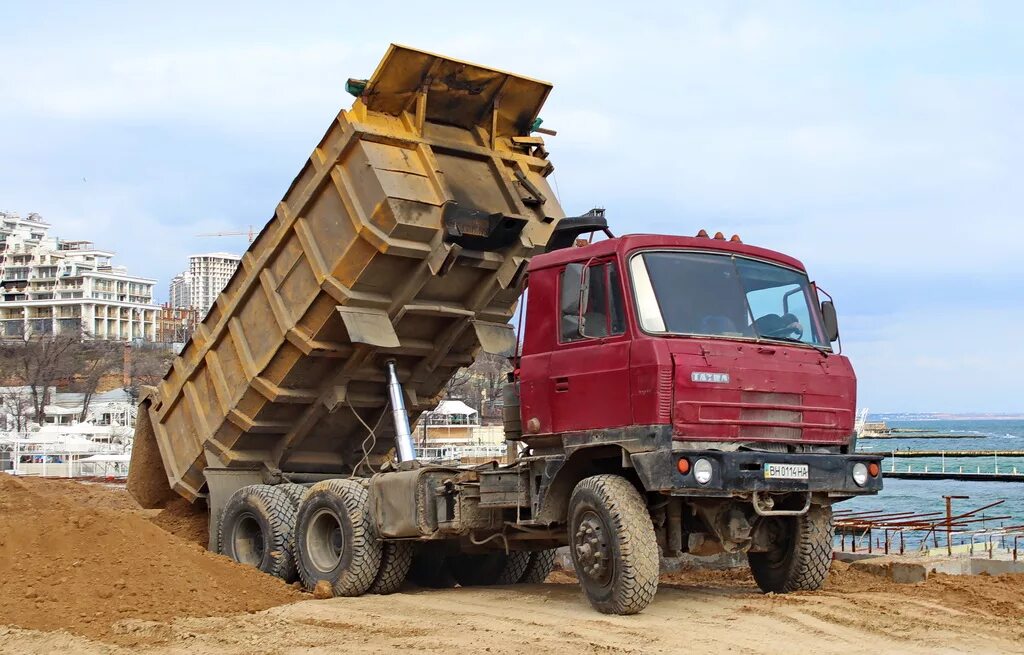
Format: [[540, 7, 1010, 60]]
[[820, 301, 839, 342], [577, 265, 591, 338]]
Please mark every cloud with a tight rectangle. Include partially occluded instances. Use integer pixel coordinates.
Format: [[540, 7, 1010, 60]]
[[843, 306, 1024, 413], [1, 43, 360, 133], [0, 1, 1021, 411]]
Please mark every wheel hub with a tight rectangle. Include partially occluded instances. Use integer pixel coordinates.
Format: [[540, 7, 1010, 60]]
[[574, 513, 611, 584], [232, 512, 266, 566], [307, 508, 345, 573]]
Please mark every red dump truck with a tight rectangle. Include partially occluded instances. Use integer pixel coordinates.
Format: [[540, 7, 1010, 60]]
[[128, 45, 882, 615]]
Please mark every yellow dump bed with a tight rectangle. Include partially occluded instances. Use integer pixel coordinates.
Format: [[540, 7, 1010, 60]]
[[130, 45, 564, 503]]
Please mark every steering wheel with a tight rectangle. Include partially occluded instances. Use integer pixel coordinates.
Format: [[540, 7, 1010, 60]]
[[764, 325, 801, 337], [761, 314, 803, 340]]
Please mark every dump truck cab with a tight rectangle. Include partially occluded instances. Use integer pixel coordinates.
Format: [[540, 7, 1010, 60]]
[[502, 231, 882, 610]]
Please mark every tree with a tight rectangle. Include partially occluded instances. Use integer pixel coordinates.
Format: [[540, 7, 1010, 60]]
[[0, 387, 33, 432], [123, 344, 175, 404], [70, 341, 122, 422], [441, 351, 511, 421], [0, 335, 79, 423]]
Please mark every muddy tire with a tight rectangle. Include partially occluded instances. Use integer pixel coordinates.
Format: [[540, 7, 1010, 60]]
[[294, 478, 381, 597], [496, 552, 532, 585], [218, 484, 300, 581], [748, 504, 834, 593], [369, 541, 413, 594], [519, 549, 557, 584], [408, 542, 455, 588], [568, 474, 659, 615], [277, 482, 309, 504]]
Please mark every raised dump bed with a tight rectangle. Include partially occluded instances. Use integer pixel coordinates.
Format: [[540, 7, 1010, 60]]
[[130, 45, 565, 504]]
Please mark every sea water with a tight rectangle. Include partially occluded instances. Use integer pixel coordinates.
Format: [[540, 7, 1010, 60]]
[[843, 419, 1024, 546]]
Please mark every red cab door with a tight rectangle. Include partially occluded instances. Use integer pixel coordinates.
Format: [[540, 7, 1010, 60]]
[[548, 259, 632, 433]]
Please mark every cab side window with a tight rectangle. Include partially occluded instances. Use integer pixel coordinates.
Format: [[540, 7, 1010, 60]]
[[559, 261, 626, 342]]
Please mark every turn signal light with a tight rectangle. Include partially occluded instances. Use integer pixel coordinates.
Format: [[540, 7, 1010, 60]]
[[677, 458, 690, 475], [868, 462, 880, 477]]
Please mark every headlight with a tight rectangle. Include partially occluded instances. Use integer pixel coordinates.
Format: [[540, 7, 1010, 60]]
[[852, 462, 868, 487], [693, 458, 713, 485]]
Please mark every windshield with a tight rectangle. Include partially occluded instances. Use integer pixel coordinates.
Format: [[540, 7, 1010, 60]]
[[629, 250, 828, 347]]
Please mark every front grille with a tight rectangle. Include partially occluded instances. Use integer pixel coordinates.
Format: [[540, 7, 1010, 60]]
[[739, 391, 802, 440]]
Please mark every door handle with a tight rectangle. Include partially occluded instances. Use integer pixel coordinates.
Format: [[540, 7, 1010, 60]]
[[554, 377, 570, 392]]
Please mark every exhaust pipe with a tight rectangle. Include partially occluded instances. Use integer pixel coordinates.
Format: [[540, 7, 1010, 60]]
[[385, 360, 416, 463]]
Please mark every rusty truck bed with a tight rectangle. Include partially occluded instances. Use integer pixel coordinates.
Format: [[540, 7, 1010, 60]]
[[130, 45, 564, 503]]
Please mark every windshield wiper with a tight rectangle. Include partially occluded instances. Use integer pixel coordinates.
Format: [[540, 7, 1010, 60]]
[[760, 334, 829, 352], [761, 335, 806, 345]]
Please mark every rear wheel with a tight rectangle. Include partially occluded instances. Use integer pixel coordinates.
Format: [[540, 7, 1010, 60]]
[[568, 475, 659, 615], [218, 484, 300, 581], [369, 541, 413, 594], [295, 479, 381, 597], [496, 551, 532, 585], [748, 504, 834, 593], [277, 482, 309, 504], [519, 549, 557, 584]]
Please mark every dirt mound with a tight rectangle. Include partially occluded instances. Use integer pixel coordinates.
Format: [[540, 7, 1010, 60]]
[[916, 570, 1024, 621], [0, 474, 299, 641], [26, 478, 142, 513], [149, 497, 209, 547]]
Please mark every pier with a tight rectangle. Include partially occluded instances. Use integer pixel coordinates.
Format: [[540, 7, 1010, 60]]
[[876, 449, 1024, 458], [885, 471, 1024, 482], [861, 449, 1024, 482], [859, 433, 986, 440]]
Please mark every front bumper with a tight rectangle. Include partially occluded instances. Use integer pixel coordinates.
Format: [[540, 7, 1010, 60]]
[[630, 449, 883, 498]]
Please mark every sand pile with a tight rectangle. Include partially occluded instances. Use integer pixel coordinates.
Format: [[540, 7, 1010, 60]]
[[149, 497, 209, 546], [0, 474, 299, 640], [553, 556, 1024, 622]]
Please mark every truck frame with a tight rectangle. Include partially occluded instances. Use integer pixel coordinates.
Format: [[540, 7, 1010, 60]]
[[128, 45, 882, 615]]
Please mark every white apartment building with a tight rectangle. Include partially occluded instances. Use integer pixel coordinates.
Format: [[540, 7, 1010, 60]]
[[0, 212, 159, 341], [169, 272, 190, 310], [170, 252, 240, 317]]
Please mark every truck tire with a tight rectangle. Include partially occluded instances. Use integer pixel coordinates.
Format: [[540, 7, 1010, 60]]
[[518, 549, 557, 584], [496, 551, 532, 585], [218, 484, 300, 581], [369, 541, 413, 595], [408, 542, 455, 588], [277, 482, 309, 504], [568, 474, 659, 615], [295, 478, 382, 597], [748, 504, 834, 593]]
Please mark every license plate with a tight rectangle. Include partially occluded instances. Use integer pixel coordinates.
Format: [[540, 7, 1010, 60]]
[[764, 463, 809, 480]]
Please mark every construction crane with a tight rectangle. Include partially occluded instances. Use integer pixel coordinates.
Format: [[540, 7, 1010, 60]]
[[196, 225, 255, 243]]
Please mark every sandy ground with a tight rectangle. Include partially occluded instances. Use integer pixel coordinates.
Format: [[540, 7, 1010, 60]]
[[4, 572, 1024, 654], [2, 476, 1023, 654]]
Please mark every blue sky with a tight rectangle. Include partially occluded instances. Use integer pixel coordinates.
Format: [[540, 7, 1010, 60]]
[[1, 1, 1021, 412]]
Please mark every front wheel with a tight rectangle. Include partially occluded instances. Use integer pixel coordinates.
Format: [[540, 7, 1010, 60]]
[[568, 475, 659, 615], [748, 504, 834, 593]]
